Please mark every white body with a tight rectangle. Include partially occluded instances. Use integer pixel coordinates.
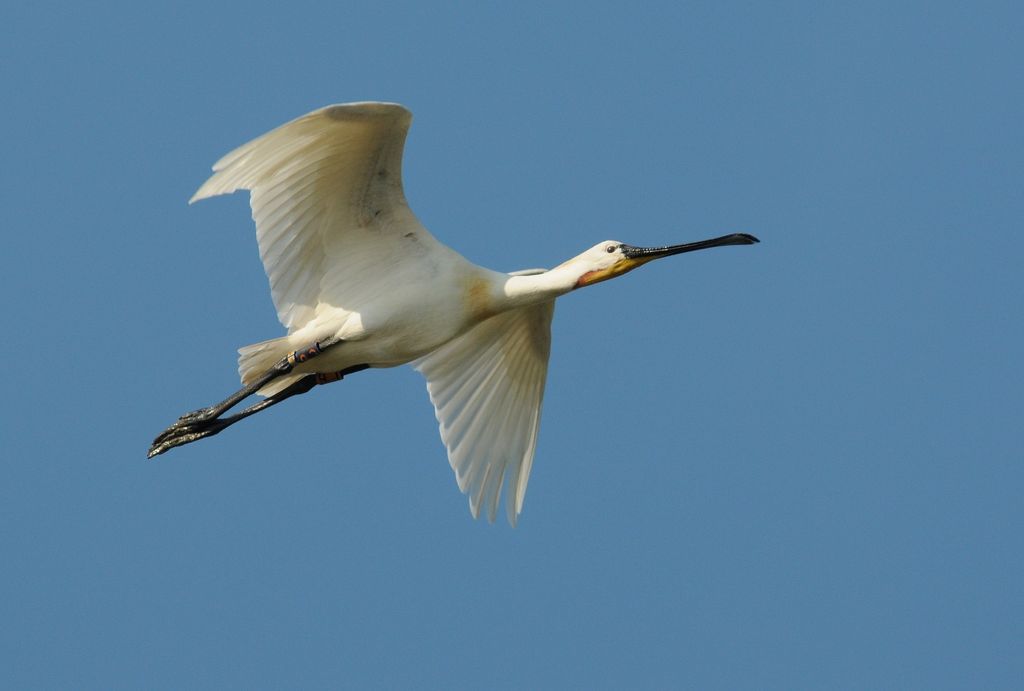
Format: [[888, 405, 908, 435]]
[[191, 103, 620, 524]]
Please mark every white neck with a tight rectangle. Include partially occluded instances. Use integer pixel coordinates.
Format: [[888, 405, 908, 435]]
[[496, 264, 581, 310]]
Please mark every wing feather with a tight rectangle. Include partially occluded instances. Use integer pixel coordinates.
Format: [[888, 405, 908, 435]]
[[414, 301, 555, 525], [190, 102, 421, 331]]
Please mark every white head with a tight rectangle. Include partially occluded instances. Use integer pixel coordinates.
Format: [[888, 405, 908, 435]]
[[566, 233, 760, 289]]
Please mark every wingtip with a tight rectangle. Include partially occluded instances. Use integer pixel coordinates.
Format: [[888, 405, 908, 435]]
[[188, 181, 228, 205], [188, 183, 210, 205], [322, 102, 412, 123]]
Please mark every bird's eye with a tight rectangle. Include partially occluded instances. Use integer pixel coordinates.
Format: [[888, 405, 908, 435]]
[[606, 244, 617, 253]]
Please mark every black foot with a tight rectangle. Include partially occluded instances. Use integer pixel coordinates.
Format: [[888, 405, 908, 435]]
[[148, 417, 233, 458], [147, 374, 330, 459], [150, 407, 217, 448]]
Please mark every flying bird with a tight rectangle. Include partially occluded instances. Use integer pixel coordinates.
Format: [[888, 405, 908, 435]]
[[149, 102, 759, 524]]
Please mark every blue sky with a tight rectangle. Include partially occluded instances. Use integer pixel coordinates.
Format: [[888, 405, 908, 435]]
[[2, 1, 1021, 688]]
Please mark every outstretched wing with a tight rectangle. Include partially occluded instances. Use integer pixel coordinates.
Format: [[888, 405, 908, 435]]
[[190, 102, 425, 331], [414, 299, 555, 526]]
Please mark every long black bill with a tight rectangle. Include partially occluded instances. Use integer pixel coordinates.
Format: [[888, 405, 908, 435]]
[[621, 233, 759, 260]]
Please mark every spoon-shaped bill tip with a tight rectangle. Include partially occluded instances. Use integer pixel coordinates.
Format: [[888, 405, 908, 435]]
[[728, 232, 760, 245]]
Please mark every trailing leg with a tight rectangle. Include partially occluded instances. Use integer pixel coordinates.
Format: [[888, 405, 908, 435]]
[[148, 375, 319, 458], [172, 338, 343, 427], [148, 363, 369, 458], [148, 338, 355, 457]]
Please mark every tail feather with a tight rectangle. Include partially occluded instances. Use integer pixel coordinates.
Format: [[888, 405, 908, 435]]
[[237, 336, 304, 397]]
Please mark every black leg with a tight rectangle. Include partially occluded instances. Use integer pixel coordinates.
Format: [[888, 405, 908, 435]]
[[170, 337, 343, 427], [148, 374, 324, 458], [148, 336, 357, 457], [147, 363, 370, 458]]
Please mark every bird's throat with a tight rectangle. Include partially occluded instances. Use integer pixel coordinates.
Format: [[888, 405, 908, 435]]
[[574, 257, 653, 288]]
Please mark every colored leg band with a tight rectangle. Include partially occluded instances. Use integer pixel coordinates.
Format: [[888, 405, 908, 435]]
[[315, 371, 346, 385], [287, 342, 323, 366]]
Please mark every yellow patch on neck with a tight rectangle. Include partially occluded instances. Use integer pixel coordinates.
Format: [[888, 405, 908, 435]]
[[574, 256, 653, 288]]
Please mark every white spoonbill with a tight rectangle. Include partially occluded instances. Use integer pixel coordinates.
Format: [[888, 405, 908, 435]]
[[149, 102, 759, 524]]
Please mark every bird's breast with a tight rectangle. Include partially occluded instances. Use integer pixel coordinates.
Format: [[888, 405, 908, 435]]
[[340, 272, 492, 366]]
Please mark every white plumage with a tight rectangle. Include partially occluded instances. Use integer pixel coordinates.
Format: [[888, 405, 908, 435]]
[[151, 102, 759, 525]]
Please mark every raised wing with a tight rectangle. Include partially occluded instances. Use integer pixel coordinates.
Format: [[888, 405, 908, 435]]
[[414, 300, 555, 525], [190, 102, 418, 331]]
